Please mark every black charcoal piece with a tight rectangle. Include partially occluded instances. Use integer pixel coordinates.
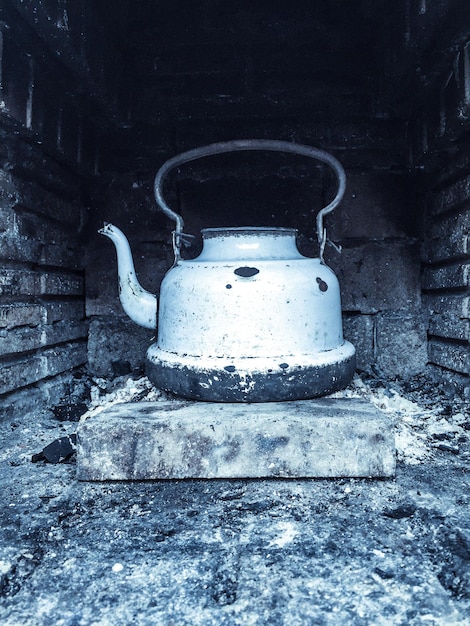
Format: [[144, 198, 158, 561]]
[[33, 434, 77, 464]]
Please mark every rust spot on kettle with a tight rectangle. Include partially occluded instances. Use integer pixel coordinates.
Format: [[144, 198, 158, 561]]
[[234, 267, 259, 278], [316, 277, 328, 292]]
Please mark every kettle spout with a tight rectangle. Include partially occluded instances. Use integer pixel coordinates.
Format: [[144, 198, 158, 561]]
[[99, 222, 157, 329]]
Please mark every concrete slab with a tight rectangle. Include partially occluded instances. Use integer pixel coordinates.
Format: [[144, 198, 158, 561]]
[[76, 398, 395, 480]]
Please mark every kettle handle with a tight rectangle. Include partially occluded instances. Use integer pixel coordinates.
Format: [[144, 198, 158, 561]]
[[154, 139, 346, 260]]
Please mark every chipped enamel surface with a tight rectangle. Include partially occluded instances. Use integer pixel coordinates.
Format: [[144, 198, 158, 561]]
[[102, 225, 355, 400], [157, 229, 345, 358], [151, 228, 355, 400]]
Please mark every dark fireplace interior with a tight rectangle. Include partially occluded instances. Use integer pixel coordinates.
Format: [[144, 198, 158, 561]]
[[0, 0, 469, 412], [2, 3, 470, 621]]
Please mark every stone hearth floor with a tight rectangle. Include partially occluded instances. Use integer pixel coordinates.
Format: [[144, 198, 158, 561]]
[[0, 373, 469, 625]]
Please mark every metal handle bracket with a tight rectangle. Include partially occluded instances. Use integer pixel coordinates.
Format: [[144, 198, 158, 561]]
[[154, 139, 346, 261]]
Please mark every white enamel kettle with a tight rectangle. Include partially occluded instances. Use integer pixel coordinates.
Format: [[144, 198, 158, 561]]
[[100, 140, 355, 401]]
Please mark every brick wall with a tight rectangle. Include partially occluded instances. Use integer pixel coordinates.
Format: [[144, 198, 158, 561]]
[[423, 164, 470, 377], [422, 158, 470, 390], [404, 1, 470, 393], [0, 0, 127, 405]]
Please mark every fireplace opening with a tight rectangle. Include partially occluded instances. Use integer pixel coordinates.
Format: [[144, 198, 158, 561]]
[[0, 0, 468, 409], [1, 2, 470, 622]]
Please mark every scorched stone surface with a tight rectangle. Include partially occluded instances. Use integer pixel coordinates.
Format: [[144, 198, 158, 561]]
[[76, 398, 395, 480]]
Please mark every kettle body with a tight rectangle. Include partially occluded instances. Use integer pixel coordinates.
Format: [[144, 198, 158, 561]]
[[100, 140, 356, 401]]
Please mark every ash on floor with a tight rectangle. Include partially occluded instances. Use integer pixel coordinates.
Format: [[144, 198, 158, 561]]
[[0, 372, 469, 625]]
